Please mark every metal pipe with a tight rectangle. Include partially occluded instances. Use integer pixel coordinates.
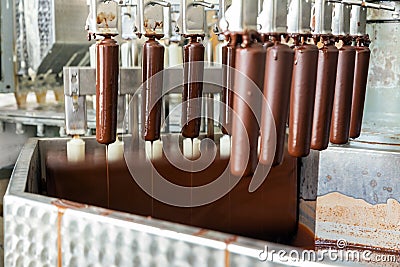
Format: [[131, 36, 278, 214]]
[[148, 0, 171, 7], [328, 0, 395, 11], [190, 1, 215, 9]]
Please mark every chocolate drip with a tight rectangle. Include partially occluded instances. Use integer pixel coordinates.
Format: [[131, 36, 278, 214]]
[[96, 37, 119, 145], [260, 42, 294, 166], [350, 46, 370, 139], [182, 36, 205, 138], [311, 44, 339, 151], [220, 35, 239, 135], [288, 44, 319, 157], [142, 36, 165, 141], [231, 36, 266, 177], [330, 45, 356, 144]]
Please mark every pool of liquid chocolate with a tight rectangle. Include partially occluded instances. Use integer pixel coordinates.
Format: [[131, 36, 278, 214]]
[[45, 136, 299, 243]]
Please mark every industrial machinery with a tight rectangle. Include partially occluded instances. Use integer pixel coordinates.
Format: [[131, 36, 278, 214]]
[[2, 0, 400, 266]]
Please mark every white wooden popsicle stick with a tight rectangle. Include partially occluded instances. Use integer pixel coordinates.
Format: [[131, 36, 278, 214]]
[[152, 140, 163, 160], [145, 141, 153, 161], [168, 43, 183, 67], [183, 138, 193, 159], [89, 43, 96, 68], [67, 136, 85, 163], [164, 45, 170, 68], [120, 42, 131, 68], [108, 138, 124, 162], [220, 135, 231, 159], [192, 138, 201, 159]]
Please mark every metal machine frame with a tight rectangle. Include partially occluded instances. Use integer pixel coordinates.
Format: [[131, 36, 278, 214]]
[[0, 0, 15, 93]]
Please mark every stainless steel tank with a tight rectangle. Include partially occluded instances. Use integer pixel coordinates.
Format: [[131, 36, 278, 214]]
[[3, 137, 356, 267]]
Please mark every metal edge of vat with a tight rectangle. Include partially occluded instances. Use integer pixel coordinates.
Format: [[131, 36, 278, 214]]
[[3, 137, 355, 267], [315, 140, 400, 252]]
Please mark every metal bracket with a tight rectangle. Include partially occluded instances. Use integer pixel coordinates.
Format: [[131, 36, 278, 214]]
[[224, 0, 259, 32], [258, 0, 288, 34], [0, 0, 15, 92], [65, 68, 80, 96], [287, 0, 313, 34], [0, 121, 4, 133], [64, 67, 97, 96], [330, 0, 395, 35], [16, 123, 25, 135], [117, 0, 137, 6], [137, 0, 171, 35], [331, 2, 352, 35], [314, 0, 334, 34], [87, 0, 119, 36], [121, 5, 139, 39], [329, 0, 395, 12], [65, 95, 87, 136], [178, 0, 215, 34], [350, 5, 367, 36]]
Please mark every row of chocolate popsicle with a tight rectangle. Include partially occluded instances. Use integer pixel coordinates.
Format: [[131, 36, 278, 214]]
[[221, 30, 370, 177], [135, 28, 369, 177], [95, 32, 208, 141], [221, 0, 380, 177], [94, 1, 379, 179]]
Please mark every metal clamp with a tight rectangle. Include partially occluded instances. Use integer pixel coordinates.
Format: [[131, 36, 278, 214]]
[[179, 0, 215, 34], [331, 1, 352, 36], [258, 0, 288, 34], [313, 0, 334, 35], [16, 123, 25, 135], [0, 121, 4, 133], [86, 0, 120, 36], [329, 0, 395, 12], [65, 95, 87, 136], [350, 5, 367, 36], [218, 0, 228, 32], [64, 67, 97, 96], [224, 0, 259, 32], [65, 68, 80, 96], [137, 0, 171, 35], [287, 0, 313, 34], [330, 0, 395, 36], [121, 5, 139, 39], [37, 124, 45, 137], [117, 0, 137, 6]]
